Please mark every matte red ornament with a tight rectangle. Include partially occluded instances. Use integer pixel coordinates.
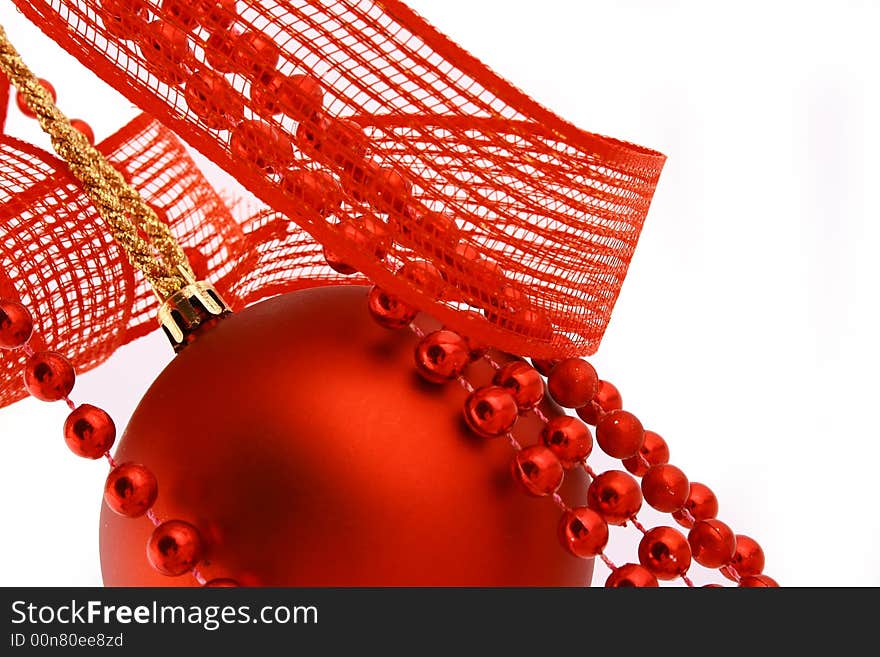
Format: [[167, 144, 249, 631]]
[[493, 361, 544, 411], [511, 445, 564, 497], [738, 575, 779, 588], [637, 526, 692, 580], [540, 416, 592, 468], [622, 430, 669, 477], [104, 463, 158, 518], [724, 535, 765, 580], [576, 379, 622, 425], [546, 359, 598, 409], [63, 404, 116, 459], [605, 563, 659, 588], [367, 286, 417, 329], [141, 20, 193, 86], [101, 287, 592, 585], [672, 482, 719, 529], [0, 299, 33, 349], [70, 119, 96, 145], [586, 470, 643, 526], [595, 409, 645, 459], [23, 351, 75, 402], [641, 464, 689, 513], [414, 330, 470, 384], [464, 386, 519, 439], [688, 519, 737, 568], [15, 77, 55, 118], [147, 520, 204, 576], [558, 507, 608, 558], [99, 0, 148, 41], [184, 70, 243, 130]]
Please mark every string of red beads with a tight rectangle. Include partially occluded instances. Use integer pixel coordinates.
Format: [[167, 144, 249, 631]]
[[1, 298, 236, 587]]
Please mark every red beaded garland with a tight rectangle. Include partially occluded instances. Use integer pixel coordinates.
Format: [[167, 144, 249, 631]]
[[0, 299, 34, 349], [511, 445, 564, 497], [463, 386, 519, 438], [576, 379, 622, 425], [546, 358, 598, 408], [672, 482, 719, 529], [373, 168, 411, 214], [63, 404, 116, 459], [23, 351, 76, 402], [141, 20, 193, 86], [15, 78, 55, 118], [622, 430, 670, 477], [586, 470, 643, 526], [195, 0, 238, 32], [595, 410, 645, 459], [320, 118, 369, 173], [724, 535, 765, 580], [205, 27, 240, 72], [688, 519, 737, 568], [558, 507, 609, 558], [147, 520, 204, 576], [637, 526, 692, 580], [230, 30, 281, 79], [414, 330, 470, 384], [738, 574, 779, 588], [100, 0, 148, 41], [70, 119, 96, 145], [280, 170, 341, 219], [230, 120, 294, 174], [184, 69, 243, 130], [367, 287, 417, 330], [605, 563, 659, 588], [540, 416, 592, 468], [281, 74, 326, 123], [104, 463, 159, 518], [249, 71, 290, 118], [162, 0, 200, 29], [493, 361, 544, 411], [641, 464, 689, 513]]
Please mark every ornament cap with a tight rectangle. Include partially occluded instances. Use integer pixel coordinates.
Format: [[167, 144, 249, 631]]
[[158, 270, 231, 351]]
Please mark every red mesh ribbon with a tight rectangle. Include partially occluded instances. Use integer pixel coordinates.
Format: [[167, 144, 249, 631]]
[[11, 0, 666, 361]]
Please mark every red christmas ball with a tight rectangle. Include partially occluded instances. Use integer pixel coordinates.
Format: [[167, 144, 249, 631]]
[[100, 286, 593, 585]]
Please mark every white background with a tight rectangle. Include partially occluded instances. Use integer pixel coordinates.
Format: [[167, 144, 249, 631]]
[[1, 0, 878, 586]]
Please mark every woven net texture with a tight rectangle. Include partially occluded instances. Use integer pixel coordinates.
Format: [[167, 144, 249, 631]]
[[10, 0, 666, 360], [0, 113, 360, 408]]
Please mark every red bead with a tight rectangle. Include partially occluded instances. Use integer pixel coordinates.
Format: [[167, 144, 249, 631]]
[[547, 359, 598, 408], [367, 287, 417, 329], [162, 0, 200, 28], [463, 386, 518, 438], [622, 430, 669, 477], [672, 482, 719, 529], [605, 563, 659, 588], [595, 410, 645, 459], [230, 31, 281, 79], [531, 358, 560, 377], [398, 260, 445, 300], [723, 535, 765, 580], [70, 119, 95, 145], [63, 404, 116, 459], [281, 73, 326, 123], [23, 351, 75, 402], [230, 120, 294, 174], [194, 0, 238, 32], [638, 526, 692, 580], [738, 574, 779, 588], [540, 416, 592, 468], [250, 71, 290, 118], [205, 578, 239, 587], [185, 69, 243, 130], [374, 168, 411, 214], [100, 0, 148, 41], [501, 307, 554, 340], [586, 470, 642, 526], [323, 216, 388, 274], [205, 27, 240, 72], [558, 507, 608, 558], [493, 361, 544, 411], [688, 519, 737, 568], [147, 520, 204, 576], [141, 20, 193, 86], [280, 170, 341, 219], [415, 330, 470, 384], [0, 299, 33, 349], [16, 78, 55, 119], [104, 463, 158, 518], [511, 445, 564, 497], [320, 118, 368, 172], [576, 379, 622, 425], [641, 464, 689, 513]]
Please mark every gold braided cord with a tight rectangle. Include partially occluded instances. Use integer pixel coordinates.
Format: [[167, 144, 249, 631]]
[[0, 24, 192, 300]]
